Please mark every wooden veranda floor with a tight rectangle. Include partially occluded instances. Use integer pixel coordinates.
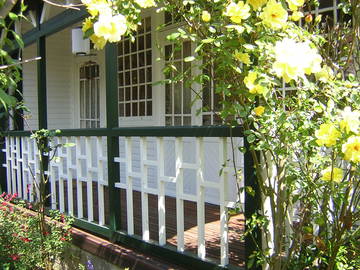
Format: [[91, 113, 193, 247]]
[[60, 182, 245, 267]]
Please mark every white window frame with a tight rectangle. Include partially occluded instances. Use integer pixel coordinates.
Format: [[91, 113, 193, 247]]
[[73, 49, 106, 129], [79, 62, 101, 128]]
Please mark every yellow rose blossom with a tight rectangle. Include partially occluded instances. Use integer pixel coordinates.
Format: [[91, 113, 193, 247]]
[[315, 65, 334, 82], [249, 84, 266, 95], [290, 11, 303, 21], [273, 38, 322, 82], [134, 0, 156, 8], [94, 14, 127, 43], [342, 136, 360, 163], [339, 107, 360, 134], [89, 34, 107, 50], [82, 17, 93, 33], [202, 11, 211, 22], [315, 123, 340, 147], [234, 51, 251, 65], [286, 0, 304, 11], [224, 1, 251, 24], [260, 0, 288, 30], [244, 71, 258, 89], [247, 0, 267, 10], [254, 106, 265, 116], [84, 0, 112, 17], [321, 167, 343, 183]]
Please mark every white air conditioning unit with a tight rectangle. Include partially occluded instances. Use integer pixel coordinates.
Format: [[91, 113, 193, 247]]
[[72, 27, 90, 55]]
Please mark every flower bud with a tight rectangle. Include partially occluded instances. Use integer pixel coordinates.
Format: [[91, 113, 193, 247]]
[[305, 14, 313, 23], [202, 11, 211, 22]]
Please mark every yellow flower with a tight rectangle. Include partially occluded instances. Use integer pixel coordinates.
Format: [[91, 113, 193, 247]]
[[247, 0, 267, 10], [254, 106, 265, 116], [286, 0, 304, 11], [249, 84, 266, 95], [321, 167, 343, 183], [260, 0, 288, 30], [224, 1, 251, 24], [339, 107, 360, 134], [94, 14, 127, 42], [315, 65, 334, 82], [244, 71, 258, 89], [315, 123, 340, 147], [89, 34, 107, 50], [272, 38, 322, 82], [134, 0, 156, 8], [290, 11, 303, 21], [234, 51, 251, 65], [84, 0, 112, 17], [202, 11, 211, 22], [82, 17, 93, 33], [342, 136, 360, 163]]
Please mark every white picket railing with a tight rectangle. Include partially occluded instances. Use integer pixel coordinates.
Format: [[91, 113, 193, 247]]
[[2, 134, 243, 266]]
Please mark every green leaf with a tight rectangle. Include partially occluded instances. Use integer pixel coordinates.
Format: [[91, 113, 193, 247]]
[[0, 90, 17, 109], [245, 186, 255, 196], [11, 31, 24, 48], [201, 38, 214, 44], [167, 32, 181, 41], [8, 12, 18, 20], [247, 134, 256, 143], [184, 56, 195, 62]]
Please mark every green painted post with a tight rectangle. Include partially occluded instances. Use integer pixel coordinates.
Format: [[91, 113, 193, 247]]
[[244, 140, 262, 270], [105, 43, 121, 237], [0, 136, 7, 193], [37, 36, 47, 130]]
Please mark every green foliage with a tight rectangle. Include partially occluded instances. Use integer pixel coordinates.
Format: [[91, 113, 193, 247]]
[[0, 0, 27, 125], [0, 193, 73, 270]]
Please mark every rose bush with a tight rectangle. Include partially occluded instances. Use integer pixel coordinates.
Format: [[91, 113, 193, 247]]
[[0, 193, 73, 270]]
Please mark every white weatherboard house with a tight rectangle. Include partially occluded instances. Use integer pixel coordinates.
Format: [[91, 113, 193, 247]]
[[1, 0, 340, 269]]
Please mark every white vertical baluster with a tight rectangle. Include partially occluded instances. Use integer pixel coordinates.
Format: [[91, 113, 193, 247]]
[[10, 137, 16, 194], [196, 137, 206, 259], [157, 137, 166, 246], [59, 177, 65, 212], [97, 137, 105, 226], [21, 137, 28, 199], [175, 137, 184, 252], [34, 139, 40, 203], [66, 137, 74, 215], [76, 137, 83, 219], [49, 162, 57, 210], [29, 139, 35, 202], [140, 137, 149, 241], [5, 137, 11, 194], [15, 137, 22, 197], [125, 137, 134, 235], [86, 137, 94, 222], [58, 138, 65, 213], [219, 137, 229, 266]]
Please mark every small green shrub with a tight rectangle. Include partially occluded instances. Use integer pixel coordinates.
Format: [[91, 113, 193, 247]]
[[0, 193, 73, 270]]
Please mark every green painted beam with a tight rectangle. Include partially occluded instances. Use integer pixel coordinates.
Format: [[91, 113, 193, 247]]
[[0, 137, 7, 193], [244, 140, 261, 270], [22, 7, 88, 48], [105, 43, 121, 236], [4, 126, 243, 138]]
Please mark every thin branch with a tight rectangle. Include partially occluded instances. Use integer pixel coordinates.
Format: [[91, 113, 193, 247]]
[[0, 56, 41, 70], [42, 0, 83, 10]]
